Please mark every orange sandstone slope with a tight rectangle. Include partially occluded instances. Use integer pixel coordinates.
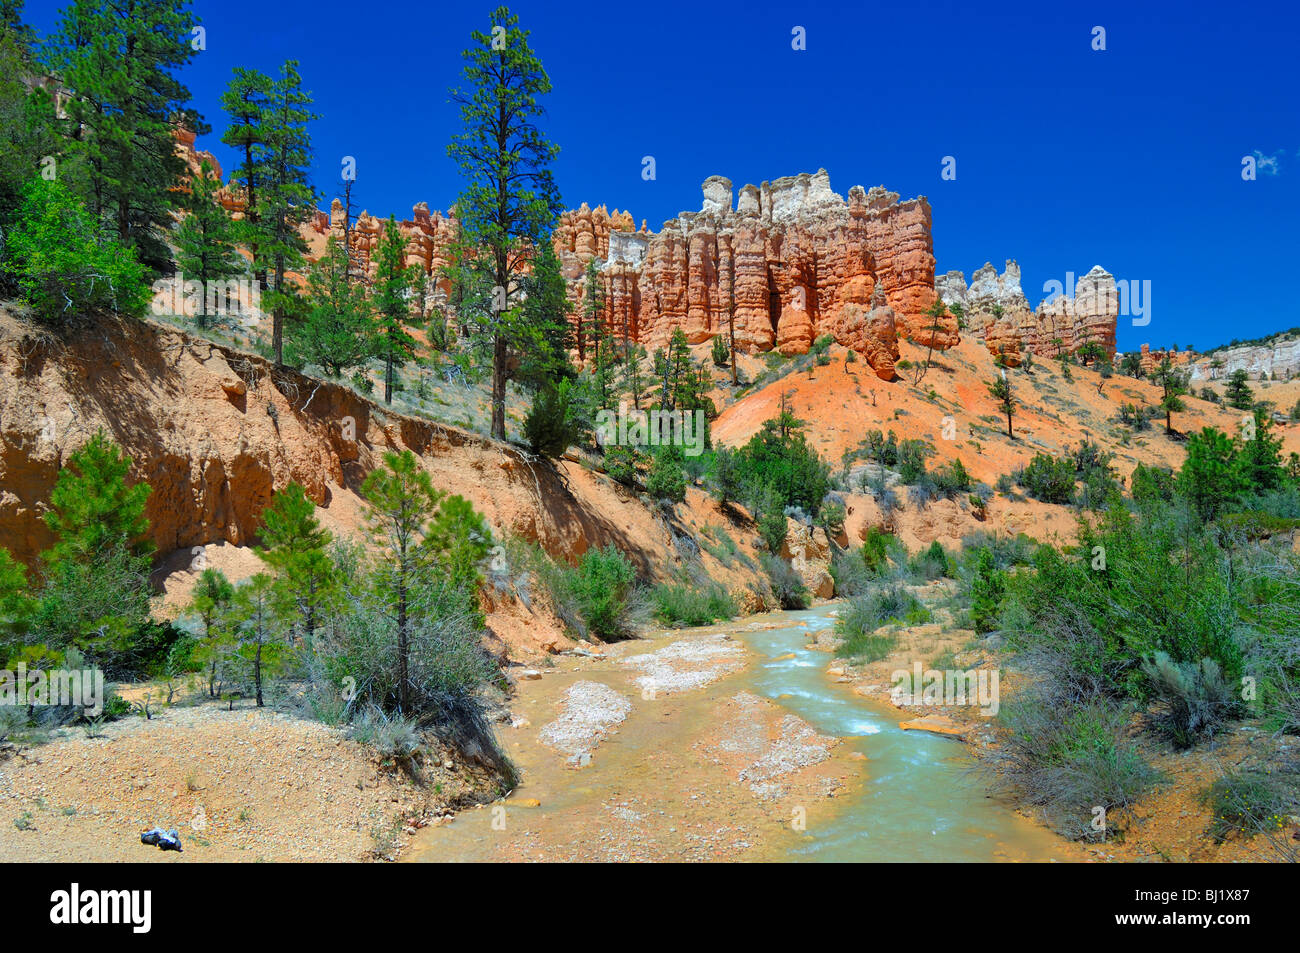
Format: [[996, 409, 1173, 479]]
[[712, 333, 1300, 491], [0, 311, 774, 660]]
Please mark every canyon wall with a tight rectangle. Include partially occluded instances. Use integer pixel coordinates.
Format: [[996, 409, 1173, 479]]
[[936, 260, 1119, 366], [1184, 335, 1300, 382], [555, 170, 951, 380]]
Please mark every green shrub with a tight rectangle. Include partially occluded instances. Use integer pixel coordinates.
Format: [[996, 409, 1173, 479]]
[[968, 548, 1005, 634], [603, 446, 640, 487], [569, 545, 638, 640], [524, 382, 582, 457], [3, 178, 149, 323], [651, 582, 737, 627], [859, 527, 897, 576], [1020, 453, 1076, 504], [1199, 770, 1300, 846], [645, 449, 687, 503], [907, 540, 952, 581]]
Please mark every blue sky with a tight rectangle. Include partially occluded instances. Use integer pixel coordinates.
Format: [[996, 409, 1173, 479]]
[[26, 0, 1300, 352]]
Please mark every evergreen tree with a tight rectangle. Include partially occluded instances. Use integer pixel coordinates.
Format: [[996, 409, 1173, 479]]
[[173, 160, 242, 327], [44, 429, 151, 564], [37, 430, 153, 662], [255, 483, 334, 645], [361, 450, 443, 713], [1224, 369, 1254, 411], [517, 237, 572, 389], [969, 549, 1004, 634], [289, 237, 373, 376], [372, 216, 417, 405], [230, 574, 282, 707], [44, 0, 202, 272], [447, 6, 563, 439], [1237, 408, 1285, 493], [1152, 356, 1188, 435], [219, 66, 273, 281], [189, 567, 233, 696], [256, 61, 317, 365], [988, 372, 1015, 439], [1180, 427, 1241, 521], [0, 7, 62, 234]]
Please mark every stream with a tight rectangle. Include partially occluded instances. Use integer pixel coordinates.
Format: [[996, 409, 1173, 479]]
[[406, 602, 1069, 862]]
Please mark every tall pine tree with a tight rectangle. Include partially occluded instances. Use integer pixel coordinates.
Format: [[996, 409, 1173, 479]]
[[174, 160, 242, 327], [372, 216, 417, 405], [44, 0, 203, 272], [448, 6, 563, 439]]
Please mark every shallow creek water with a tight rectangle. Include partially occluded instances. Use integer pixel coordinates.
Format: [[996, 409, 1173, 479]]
[[407, 603, 1069, 862], [744, 604, 1065, 861]]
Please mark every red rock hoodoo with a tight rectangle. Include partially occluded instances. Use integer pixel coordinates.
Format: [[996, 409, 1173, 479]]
[[553, 171, 951, 381]]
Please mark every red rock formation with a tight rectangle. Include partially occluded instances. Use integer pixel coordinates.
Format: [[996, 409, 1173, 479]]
[[555, 171, 949, 380], [175, 131, 943, 379], [938, 261, 1119, 365]]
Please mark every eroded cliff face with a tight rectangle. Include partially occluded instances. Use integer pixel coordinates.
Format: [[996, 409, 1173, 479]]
[[0, 312, 753, 596], [554, 170, 952, 380], [1184, 336, 1300, 382], [937, 261, 1118, 366]]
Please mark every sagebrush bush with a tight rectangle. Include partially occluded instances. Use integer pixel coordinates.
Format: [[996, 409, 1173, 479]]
[[985, 693, 1161, 840], [761, 554, 808, 610], [349, 705, 423, 762], [834, 586, 923, 661], [1140, 651, 1238, 748]]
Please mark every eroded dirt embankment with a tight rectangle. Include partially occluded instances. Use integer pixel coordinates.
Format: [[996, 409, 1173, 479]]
[[0, 311, 775, 658]]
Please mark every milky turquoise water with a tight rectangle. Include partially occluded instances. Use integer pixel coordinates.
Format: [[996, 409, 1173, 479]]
[[739, 604, 1067, 862]]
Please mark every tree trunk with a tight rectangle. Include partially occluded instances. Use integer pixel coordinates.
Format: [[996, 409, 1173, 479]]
[[491, 334, 507, 439], [396, 574, 410, 713]]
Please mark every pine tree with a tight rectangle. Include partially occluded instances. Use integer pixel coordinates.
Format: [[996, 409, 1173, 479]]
[[174, 160, 242, 327], [517, 237, 572, 389], [1236, 409, 1285, 492], [0, 4, 61, 232], [1180, 427, 1241, 521], [219, 67, 273, 281], [230, 574, 282, 707], [988, 373, 1015, 439], [289, 237, 373, 376], [37, 430, 153, 661], [969, 549, 1004, 634], [361, 450, 445, 713], [44, 0, 202, 272], [1152, 356, 1188, 435], [1224, 369, 1254, 411], [254, 482, 334, 645], [44, 429, 152, 564], [448, 6, 563, 439], [372, 216, 417, 405], [189, 567, 234, 696], [257, 61, 317, 365]]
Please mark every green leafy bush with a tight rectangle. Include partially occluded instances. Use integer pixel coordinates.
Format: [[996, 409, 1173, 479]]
[[3, 178, 148, 323], [569, 545, 638, 640]]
